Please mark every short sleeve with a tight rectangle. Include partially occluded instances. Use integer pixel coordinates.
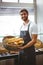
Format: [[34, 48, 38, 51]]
[[31, 23, 38, 34]]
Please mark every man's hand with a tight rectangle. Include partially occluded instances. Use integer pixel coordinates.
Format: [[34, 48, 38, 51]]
[[18, 46, 24, 51]]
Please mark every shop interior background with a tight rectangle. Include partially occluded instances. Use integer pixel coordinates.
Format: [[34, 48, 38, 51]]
[[0, 0, 43, 42]]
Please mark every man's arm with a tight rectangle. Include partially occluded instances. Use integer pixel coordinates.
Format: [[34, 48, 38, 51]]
[[20, 34, 38, 49]]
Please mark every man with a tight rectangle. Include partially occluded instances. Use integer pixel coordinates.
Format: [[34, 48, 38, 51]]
[[18, 9, 38, 65]]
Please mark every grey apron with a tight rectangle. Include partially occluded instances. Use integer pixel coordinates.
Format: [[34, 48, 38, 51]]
[[18, 24, 36, 65]]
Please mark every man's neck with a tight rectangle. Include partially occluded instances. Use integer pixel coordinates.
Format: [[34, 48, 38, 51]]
[[23, 19, 29, 25]]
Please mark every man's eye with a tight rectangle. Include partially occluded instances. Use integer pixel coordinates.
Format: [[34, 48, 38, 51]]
[[21, 14, 25, 16]]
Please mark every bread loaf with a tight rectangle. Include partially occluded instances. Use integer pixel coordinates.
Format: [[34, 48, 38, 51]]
[[3, 37, 24, 46]]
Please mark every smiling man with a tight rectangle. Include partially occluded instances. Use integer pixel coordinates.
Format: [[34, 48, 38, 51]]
[[18, 9, 38, 65]]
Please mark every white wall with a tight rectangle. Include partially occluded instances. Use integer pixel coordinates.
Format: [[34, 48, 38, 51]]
[[37, 0, 43, 42]]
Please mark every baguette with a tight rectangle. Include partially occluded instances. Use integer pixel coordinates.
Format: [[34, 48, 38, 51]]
[[4, 38, 24, 43]]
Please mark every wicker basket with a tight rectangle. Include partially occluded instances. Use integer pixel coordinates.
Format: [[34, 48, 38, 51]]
[[34, 39, 42, 49], [2, 36, 24, 51]]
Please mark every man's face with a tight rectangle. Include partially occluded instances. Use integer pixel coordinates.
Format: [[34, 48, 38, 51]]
[[20, 11, 28, 21]]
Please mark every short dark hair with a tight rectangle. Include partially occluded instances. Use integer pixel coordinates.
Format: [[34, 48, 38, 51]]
[[20, 9, 28, 14]]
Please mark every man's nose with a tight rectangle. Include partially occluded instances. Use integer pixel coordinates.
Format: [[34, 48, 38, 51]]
[[22, 14, 25, 17]]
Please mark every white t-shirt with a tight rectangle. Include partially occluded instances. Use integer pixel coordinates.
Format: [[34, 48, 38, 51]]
[[20, 21, 38, 39]]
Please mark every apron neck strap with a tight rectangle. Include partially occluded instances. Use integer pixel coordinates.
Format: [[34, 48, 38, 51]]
[[28, 23, 30, 31]]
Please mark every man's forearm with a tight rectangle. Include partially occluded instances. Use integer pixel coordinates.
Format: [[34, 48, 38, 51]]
[[23, 39, 36, 49]]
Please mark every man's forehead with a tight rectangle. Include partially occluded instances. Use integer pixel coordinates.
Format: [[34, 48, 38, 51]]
[[20, 11, 27, 14]]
